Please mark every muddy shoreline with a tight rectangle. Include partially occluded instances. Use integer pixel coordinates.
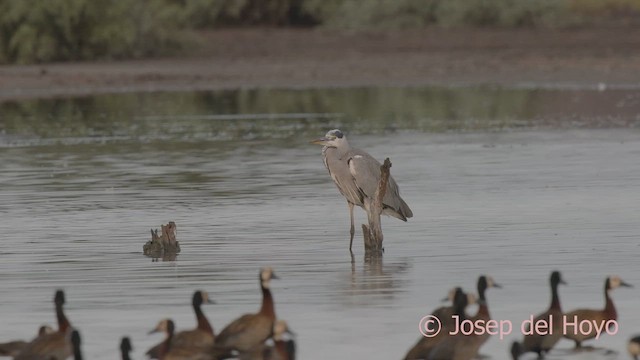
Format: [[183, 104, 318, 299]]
[[1, 27, 640, 102]]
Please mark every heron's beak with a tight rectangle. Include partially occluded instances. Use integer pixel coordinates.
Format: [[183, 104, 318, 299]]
[[271, 272, 280, 280], [493, 283, 503, 289], [560, 279, 568, 285], [440, 296, 450, 302], [206, 299, 216, 304], [621, 281, 633, 288], [310, 137, 329, 145], [286, 327, 296, 337], [148, 328, 159, 335]]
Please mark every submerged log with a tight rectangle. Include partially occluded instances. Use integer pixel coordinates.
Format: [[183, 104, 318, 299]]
[[143, 221, 180, 258], [362, 158, 391, 254]]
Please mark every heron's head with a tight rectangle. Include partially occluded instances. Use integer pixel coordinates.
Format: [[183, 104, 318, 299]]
[[310, 129, 347, 148]]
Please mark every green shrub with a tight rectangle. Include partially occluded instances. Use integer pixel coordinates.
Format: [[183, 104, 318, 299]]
[[303, 0, 438, 29], [0, 0, 219, 64], [435, 0, 574, 27], [302, 0, 638, 28], [1, 0, 639, 64]]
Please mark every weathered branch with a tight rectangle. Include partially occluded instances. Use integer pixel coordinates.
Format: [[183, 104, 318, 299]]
[[143, 221, 180, 260], [362, 158, 391, 254]]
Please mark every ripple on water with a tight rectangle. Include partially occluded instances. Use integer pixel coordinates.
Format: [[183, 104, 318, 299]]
[[2, 87, 640, 359]]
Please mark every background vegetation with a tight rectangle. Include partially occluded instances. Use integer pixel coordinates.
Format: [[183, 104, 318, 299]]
[[1, 0, 639, 64]]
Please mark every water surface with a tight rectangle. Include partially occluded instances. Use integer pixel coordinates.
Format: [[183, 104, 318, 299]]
[[1, 86, 639, 359]]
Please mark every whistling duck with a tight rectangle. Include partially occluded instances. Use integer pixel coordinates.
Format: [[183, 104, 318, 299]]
[[424, 287, 481, 360], [15, 290, 72, 360], [432, 288, 478, 329], [174, 290, 216, 345], [404, 287, 473, 360], [0, 325, 54, 356], [470, 275, 501, 350], [146, 290, 215, 359], [148, 319, 175, 360], [563, 275, 632, 348], [263, 320, 296, 360], [121, 337, 133, 360], [70, 330, 83, 360], [628, 335, 640, 360], [214, 268, 279, 358], [511, 271, 566, 359]]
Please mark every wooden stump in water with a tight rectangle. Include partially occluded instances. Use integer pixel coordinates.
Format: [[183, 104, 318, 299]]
[[143, 221, 180, 259], [362, 158, 391, 254]]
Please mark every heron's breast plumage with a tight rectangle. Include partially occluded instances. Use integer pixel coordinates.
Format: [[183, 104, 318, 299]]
[[322, 146, 364, 206]]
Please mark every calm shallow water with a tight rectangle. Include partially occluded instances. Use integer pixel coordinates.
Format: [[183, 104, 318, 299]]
[[1, 87, 640, 359]]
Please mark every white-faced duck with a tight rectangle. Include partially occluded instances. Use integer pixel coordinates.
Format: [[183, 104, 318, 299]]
[[563, 275, 632, 348], [15, 290, 72, 360], [178, 291, 216, 344], [431, 287, 478, 330], [214, 268, 279, 358], [629, 335, 640, 360], [148, 319, 175, 360], [121, 337, 133, 360], [70, 330, 83, 360], [263, 320, 296, 360], [0, 325, 54, 357], [424, 287, 484, 360], [470, 275, 501, 350], [146, 290, 215, 359], [404, 287, 474, 360], [511, 271, 566, 359], [310, 129, 413, 250]]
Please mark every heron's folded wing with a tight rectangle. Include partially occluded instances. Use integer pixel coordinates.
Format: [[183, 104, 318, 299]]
[[347, 151, 410, 217]]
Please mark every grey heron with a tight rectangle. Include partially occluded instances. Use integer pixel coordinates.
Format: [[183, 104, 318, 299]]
[[311, 129, 413, 250]]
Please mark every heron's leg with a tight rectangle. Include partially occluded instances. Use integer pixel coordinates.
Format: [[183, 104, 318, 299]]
[[348, 202, 355, 251]]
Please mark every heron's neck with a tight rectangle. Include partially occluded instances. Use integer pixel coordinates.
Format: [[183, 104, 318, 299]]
[[323, 144, 350, 159]]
